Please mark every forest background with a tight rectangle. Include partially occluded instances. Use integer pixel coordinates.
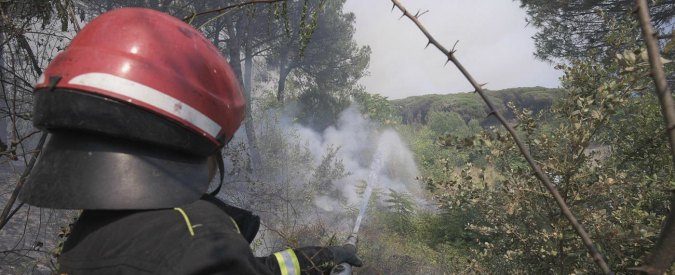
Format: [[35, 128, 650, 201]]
[[0, 0, 673, 274]]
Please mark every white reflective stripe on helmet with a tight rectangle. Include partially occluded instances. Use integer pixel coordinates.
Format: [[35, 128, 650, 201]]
[[273, 248, 300, 275], [68, 72, 221, 138]]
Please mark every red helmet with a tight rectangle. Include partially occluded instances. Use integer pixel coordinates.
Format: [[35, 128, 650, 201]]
[[20, 8, 244, 209]]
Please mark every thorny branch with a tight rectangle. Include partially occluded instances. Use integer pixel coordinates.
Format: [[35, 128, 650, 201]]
[[632, 0, 675, 273], [389, 0, 613, 273]]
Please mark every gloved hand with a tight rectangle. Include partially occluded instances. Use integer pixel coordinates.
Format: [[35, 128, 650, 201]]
[[328, 244, 362, 268], [293, 244, 363, 274]]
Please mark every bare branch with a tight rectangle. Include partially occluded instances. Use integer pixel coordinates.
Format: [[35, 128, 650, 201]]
[[656, 33, 672, 40], [0, 202, 24, 229], [0, 132, 47, 231], [183, 0, 287, 23], [631, 0, 675, 273], [66, 0, 81, 32], [15, 35, 41, 76], [389, 0, 613, 273], [0, 66, 34, 89]]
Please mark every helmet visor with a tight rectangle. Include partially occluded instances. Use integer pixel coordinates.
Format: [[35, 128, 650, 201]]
[[20, 131, 209, 210]]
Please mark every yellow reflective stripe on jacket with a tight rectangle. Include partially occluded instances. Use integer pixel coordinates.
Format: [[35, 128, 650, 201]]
[[174, 207, 240, 237], [273, 249, 300, 275], [229, 217, 241, 234], [173, 207, 195, 237]]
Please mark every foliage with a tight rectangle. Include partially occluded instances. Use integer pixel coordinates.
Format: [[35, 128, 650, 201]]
[[382, 188, 415, 234], [427, 111, 468, 136], [296, 88, 351, 130], [292, 0, 371, 130], [222, 110, 349, 250], [351, 90, 400, 125], [0, 0, 369, 272], [0, 0, 53, 29], [423, 36, 674, 272], [2, 1, 673, 274], [518, 0, 674, 62], [357, 189, 477, 274], [393, 87, 562, 126], [264, 0, 324, 102]]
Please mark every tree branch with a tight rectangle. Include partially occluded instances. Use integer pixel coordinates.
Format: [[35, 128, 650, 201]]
[[389, 0, 613, 273], [631, 0, 675, 273], [656, 33, 672, 40], [66, 0, 81, 32], [183, 0, 287, 23], [0, 132, 47, 231], [15, 35, 41, 76]]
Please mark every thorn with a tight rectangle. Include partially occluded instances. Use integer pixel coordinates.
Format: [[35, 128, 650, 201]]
[[425, 40, 431, 49], [486, 111, 496, 118], [480, 82, 488, 88], [399, 12, 405, 20], [414, 10, 419, 18], [444, 57, 451, 66], [451, 40, 460, 53], [445, 53, 454, 63], [391, 3, 395, 12]]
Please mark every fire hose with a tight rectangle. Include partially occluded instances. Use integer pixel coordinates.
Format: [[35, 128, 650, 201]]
[[330, 149, 384, 275]]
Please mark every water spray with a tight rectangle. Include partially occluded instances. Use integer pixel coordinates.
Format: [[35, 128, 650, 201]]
[[331, 142, 386, 274]]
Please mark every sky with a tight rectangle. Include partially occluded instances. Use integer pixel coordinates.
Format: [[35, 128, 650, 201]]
[[343, 0, 563, 99]]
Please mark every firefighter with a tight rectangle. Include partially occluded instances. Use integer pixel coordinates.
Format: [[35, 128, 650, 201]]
[[19, 8, 361, 275]]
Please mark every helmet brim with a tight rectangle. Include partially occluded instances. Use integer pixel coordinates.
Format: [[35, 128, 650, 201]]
[[20, 131, 209, 210]]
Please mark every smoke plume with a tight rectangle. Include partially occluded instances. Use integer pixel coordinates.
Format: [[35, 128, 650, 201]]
[[222, 105, 425, 253]]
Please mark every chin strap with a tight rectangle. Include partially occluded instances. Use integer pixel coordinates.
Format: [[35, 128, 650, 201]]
[[208, 150, 225, 196]]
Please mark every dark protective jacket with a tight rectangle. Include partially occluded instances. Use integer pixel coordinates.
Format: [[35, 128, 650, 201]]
[[58, 195, 323, 275]]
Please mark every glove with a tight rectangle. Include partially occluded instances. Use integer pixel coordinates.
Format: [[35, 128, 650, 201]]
[[293, 244, 363, 274], [328, 244, 363, 268]]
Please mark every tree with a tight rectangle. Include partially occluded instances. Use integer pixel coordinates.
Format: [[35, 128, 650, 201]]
[[204, 1, 324, 169], [351, 90, 400, 125], [427, 111, 468, 136], [292, 0, 370, 130], [215, 2, 266, 171], [429, 35, 673, 272], [518, 0, 674, 62], [383, 188, 415, 235], [265, 0, 323, 103]]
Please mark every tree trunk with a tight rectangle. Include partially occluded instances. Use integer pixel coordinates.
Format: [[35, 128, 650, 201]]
[[243, 46, 262, 172], [226, 17, 262, 172], [276, 47, 289, 103], [0, 32, 7, 152], [225, 21, 243, 82], [634, 1, 675, 273]]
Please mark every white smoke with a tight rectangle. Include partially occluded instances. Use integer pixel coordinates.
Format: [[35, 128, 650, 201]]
[[281, 105, 423, 214], [223, 104, 425, 254]]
